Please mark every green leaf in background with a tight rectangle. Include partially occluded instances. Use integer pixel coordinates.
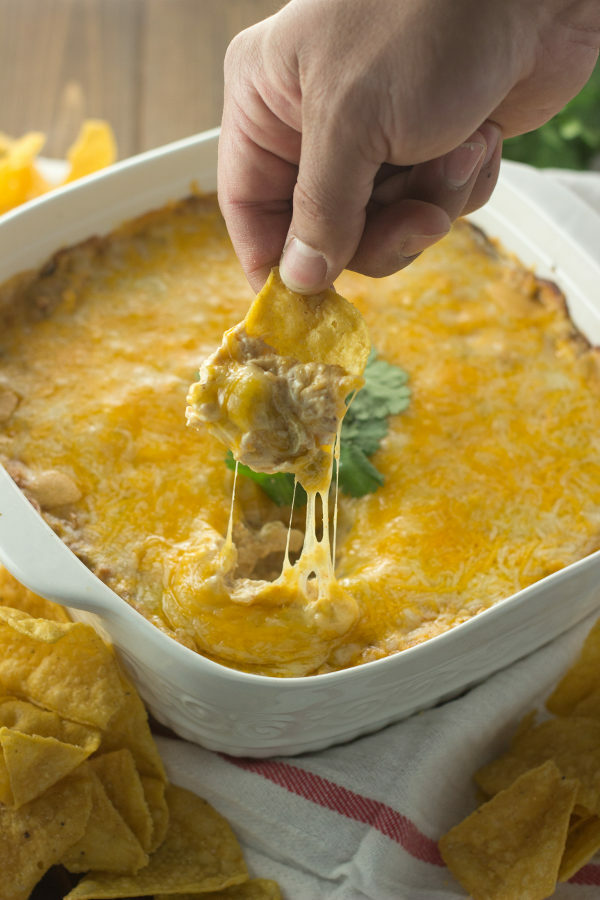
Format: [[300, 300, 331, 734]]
[[225, 348, 410, 503], [503, 59, 600, 170]]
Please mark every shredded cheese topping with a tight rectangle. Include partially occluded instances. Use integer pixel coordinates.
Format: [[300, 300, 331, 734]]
[[0, 196, 598, 676]]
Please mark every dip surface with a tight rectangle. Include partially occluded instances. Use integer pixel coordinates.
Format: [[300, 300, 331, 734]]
[[1, 195, 599, 675]]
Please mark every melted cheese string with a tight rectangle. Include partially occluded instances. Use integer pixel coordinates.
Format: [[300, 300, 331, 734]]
[[222, 459, 238, 570], [284, 479, 298, 567], [332, 420, 343, 565], [224, 414, 345, 600]]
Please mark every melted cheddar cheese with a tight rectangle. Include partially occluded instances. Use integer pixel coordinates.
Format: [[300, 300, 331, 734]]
[[0, 196, 599, 676]]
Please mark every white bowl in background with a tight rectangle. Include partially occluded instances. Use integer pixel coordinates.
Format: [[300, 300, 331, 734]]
[[0, 132, 599, 756]]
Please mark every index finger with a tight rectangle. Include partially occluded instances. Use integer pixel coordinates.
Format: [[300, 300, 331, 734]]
[[218, 103, 298, 292]]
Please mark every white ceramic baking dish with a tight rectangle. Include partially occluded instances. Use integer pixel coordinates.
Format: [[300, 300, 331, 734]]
[[0, 132, 599, 757]]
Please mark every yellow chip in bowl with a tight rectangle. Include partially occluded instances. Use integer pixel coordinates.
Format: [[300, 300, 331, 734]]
[[64, 119, 117, 184], [0, 131, 46, 214]]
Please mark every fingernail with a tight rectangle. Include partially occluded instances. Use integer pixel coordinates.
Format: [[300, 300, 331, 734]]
[[443, 140, 485, 189], [479, 121, 502, 165], [280, 237, 328, 292], [400, 231, 449, 258]]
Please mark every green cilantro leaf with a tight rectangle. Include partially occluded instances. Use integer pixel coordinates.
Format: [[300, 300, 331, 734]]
[[225, 450, 307, 507], [336, 443, 385, 497], [225, 348, 410, 503]]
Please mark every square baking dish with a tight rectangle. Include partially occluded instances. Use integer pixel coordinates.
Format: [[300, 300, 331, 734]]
[[0, 131, 599, 756]]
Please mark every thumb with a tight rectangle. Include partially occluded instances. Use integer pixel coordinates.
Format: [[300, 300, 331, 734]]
[[279, 120, 379, 293]]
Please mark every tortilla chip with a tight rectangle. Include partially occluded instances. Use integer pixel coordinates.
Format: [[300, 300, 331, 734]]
[[572, 687, 600, 720], [0, 726, 94, 808], [245, 268, 370, 376], [0, 767, 93, 900], [439, 761, 577, 900], [61, 766, 148, 874], [64, 784, 248, 899], [64, 119, 116, 184], [140, 774, 170, 853], [0, 607, 126, 728], [0, 565, 71, 622], [547, 618, 600, 716], [97, 672, 166, 781], [0, 696, 100, 749], [559, 814, 600, 882], [157, 879, 283, 899], [91, 749, 154, 852], [475, 716, 600, 815]]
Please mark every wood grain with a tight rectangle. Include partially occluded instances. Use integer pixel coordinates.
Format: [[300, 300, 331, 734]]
[[0, 0, 280, 159]]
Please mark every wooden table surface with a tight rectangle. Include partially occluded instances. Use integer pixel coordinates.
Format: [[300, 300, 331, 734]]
[[0, 0, 280, 160]]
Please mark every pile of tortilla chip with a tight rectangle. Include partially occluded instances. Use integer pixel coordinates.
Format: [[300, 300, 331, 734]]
[[439, 617, 600, 900], [0, 119, 116, 215], [0, 568, 280, 900]]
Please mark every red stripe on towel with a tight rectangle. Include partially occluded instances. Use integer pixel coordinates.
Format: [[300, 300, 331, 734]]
[[223, 756, 600, 884], [223, 755, 443, 866]]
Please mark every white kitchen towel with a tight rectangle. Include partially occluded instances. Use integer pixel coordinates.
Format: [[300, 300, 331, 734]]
[[157, 168, 600, 900]]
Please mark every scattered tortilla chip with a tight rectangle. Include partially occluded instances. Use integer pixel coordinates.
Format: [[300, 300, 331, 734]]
[[64, 119, 117, 184], [65, 784, 248, 899], [0, 726, 93, 808], [572, 686, 600, 720], [559, 814, 600, 882], [0, 607, 126, 728], [439, 761, 577, 900], [0, 564, 71, 622], [475, 716, 600, 814], [0, 767, 93, 900], [0, 697, 100, 750], [140, 774, 170, 853], [61, 766, 148, 874], [97, 672, 166, 781], [245, 268, 370, 376], [91, 749, 154, 852], [157, 879, 283, 899], [547, 618, 600, 716]]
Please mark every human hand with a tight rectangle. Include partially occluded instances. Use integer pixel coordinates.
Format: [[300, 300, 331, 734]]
[[218, 0, 600, 293]]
